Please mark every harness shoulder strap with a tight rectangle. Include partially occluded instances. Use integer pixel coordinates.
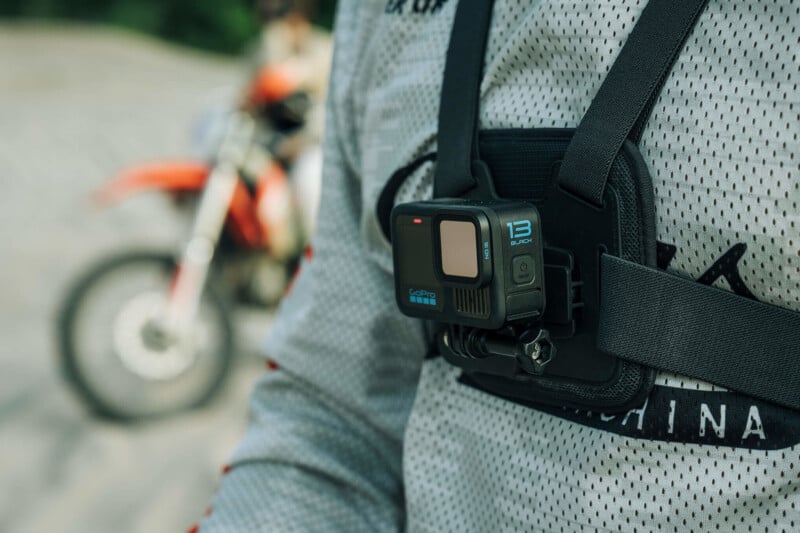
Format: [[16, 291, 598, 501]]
[[557, 0, 709, 206], [434, 0, 710, 203], [433, 0, 496, 198]]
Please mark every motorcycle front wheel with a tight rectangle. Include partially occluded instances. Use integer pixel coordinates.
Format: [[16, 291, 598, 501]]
[[58, 251, 234, 421]]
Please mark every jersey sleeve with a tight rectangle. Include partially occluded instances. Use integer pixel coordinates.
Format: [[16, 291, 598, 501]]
[[199, 3, 427, 531]]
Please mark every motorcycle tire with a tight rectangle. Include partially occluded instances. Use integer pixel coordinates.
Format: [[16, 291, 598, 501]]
[[58, 251, 234, 421]]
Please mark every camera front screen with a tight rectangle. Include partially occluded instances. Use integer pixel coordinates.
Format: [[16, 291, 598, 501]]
[[439, 219, 478, 279]]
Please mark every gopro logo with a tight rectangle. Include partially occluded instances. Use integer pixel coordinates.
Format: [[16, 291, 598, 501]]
[[409, 289, 437, 306]]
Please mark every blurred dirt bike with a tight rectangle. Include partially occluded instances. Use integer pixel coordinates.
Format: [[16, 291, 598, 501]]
[[58, 66, 318, 421]]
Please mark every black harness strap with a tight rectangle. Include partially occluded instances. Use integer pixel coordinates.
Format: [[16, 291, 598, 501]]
[[558, 0, 709, 207], [433, 0, 496, 198], [434, 0, 709, 203], [599, 255, 800, 411]]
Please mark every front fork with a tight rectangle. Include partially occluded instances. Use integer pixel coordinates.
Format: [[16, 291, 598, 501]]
[[164, 112, 256, 338]]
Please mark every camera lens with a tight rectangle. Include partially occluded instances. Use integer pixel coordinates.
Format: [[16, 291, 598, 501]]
[[439, 219, 478, 279]]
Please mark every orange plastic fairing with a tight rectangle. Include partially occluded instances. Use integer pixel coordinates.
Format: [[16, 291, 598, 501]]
[[92, 161, 210, 207], [92, 160, 266, 250], [247, 65, 299, 107], [227, 177, 264, 248]]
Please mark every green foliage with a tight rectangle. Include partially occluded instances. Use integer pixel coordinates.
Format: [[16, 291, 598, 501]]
[[315, 1, 336, 29], [0, 0, 337, 54]]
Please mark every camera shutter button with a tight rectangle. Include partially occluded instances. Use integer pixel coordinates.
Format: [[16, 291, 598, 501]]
[[512, 255, 535, 284]]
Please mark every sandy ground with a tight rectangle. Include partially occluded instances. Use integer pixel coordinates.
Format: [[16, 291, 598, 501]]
[[0, 23, 272, 533]]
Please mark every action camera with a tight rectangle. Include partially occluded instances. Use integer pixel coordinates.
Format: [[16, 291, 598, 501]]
[[391, 199, 545, 330]]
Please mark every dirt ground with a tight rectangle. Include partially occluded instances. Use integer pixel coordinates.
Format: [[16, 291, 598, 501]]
[[0, 23, 272, 533]]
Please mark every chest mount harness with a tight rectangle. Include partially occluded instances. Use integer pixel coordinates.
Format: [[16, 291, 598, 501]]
[[378, 0, 800, 413]]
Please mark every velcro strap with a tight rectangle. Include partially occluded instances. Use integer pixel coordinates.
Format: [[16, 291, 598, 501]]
[[599, 255, 800, 411]]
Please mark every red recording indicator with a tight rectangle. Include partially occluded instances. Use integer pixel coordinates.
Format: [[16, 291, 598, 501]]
[[413, 218, 423, 224]]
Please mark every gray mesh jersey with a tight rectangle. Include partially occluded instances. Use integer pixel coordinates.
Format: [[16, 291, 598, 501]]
[[202, 1, 800, 531]]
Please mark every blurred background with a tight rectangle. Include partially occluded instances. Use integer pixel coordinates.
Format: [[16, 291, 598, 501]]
[[0, 1, 335, 531]]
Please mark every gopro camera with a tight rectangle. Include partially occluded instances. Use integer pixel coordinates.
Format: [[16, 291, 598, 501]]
[[391, 199, 545, 330]]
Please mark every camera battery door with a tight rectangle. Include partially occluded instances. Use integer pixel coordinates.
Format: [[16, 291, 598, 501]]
[[391, 200, 545, 330], [492, 202, 546, 323]]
